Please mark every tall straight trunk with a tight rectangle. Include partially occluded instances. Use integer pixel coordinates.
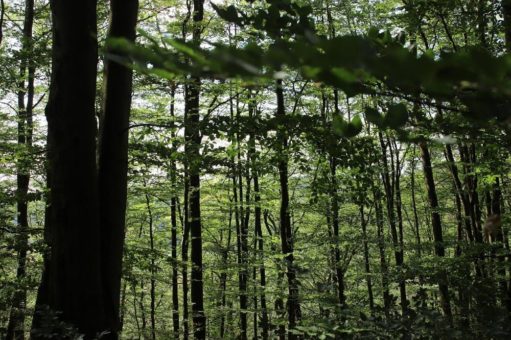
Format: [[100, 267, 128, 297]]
[[32, 0, 106, 337], [360, 204, 374, 313], [330, 156, 346, 308], [119, 280, 127, 332], [187, 1, 205, 338], [504, 0, 511, 50], [0, 0, 4, 46], [144, 193, 157, 340], [373, 186, 390, 316], [219, 207, 233, 338], [249, 92, 269, 340], [444, 143, 474, 242], [169, 83, 180, 339], [275, 79, 301, 338], [7, 1, 34, 338], [418, 142, 453, 322], [459, 144, 484, 244], [182, 163, 190, 340], [263, 212, 286, 339], [234, 93, 248, 340], [490, 178, 510, 310], [378, 132, 407, 315], [410, 151, 422, 256], [98, 1, 139, 338]]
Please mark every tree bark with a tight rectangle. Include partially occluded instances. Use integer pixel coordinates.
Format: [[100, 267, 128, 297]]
[[6, 1, 34, 338], [32, 0, 105, 337], [275, 79, 301, 338], [98, 1, 139, 338], [187, 2, 205, 338], [249, 91, 269, 340], [378, 132, 407, 316], [418, 141, 453, 323], [169, 83, 180, 339], [360, 204, 374, 313]]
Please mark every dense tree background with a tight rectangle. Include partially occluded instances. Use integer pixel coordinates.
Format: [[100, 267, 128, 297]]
[[2, 0, 511, 339]]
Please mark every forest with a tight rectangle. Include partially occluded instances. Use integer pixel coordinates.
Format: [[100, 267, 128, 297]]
[[2, 0, 511, 339]]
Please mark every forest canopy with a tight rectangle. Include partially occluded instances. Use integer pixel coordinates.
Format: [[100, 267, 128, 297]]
[[2, 0, 511, 339]]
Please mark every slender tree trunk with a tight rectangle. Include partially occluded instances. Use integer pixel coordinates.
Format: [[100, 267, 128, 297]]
[[119, 280, 127, 333], [275, 79, 301, 338], [182, 163, 190, 340], [0, 0, 4, 46], [249, 92, 269, 340], [234, 93, 248, 340], [444, 143, 474, 242], [378, 132, 407, 316], [418, 141, 453, 323], [169, 83, 180, 339], [187, 2, 205, 338], [330, 156, 346, 309], [373, 186, 390, 317], [7, 1, 34, 338], [32, 0, 106, 337], [144, 193, 157, 340], [360, 204, 374, 313], [219, 207, 233, 338], [410, 151, 422, 256], [98, 1, 139, 338]]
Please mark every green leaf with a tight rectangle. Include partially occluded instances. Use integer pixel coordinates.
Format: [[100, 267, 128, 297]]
[[333, 114, 362, 138], [384, 103, 409, 129], [364, 107, 383, 126]]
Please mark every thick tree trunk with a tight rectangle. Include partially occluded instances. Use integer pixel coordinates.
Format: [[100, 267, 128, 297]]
[[98, 1, 139, 338], [32, 0, 106, 337], [418, 142, 453, 323], [7, 1, 34, 338]]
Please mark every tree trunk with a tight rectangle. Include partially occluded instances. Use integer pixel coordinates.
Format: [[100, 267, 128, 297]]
[[32, 0, 106, 337], [219, 206, 233, 338], [7, 1, 34, 338], [373, 186, 390, 317], [169, 83, 180, 339], [410, 150, 422, 256], [233, 92, 248, 340], [276, 79, 301, 338], [144, 193, 157, 340], [187, 2, 205, 338], [360, 204, 374, 313], [330, 156, 346, 309], [98, 1, 139, 338], [249, 91, 269, 340], [378, 132, 407, 316], [418, 141, 453, 323]]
